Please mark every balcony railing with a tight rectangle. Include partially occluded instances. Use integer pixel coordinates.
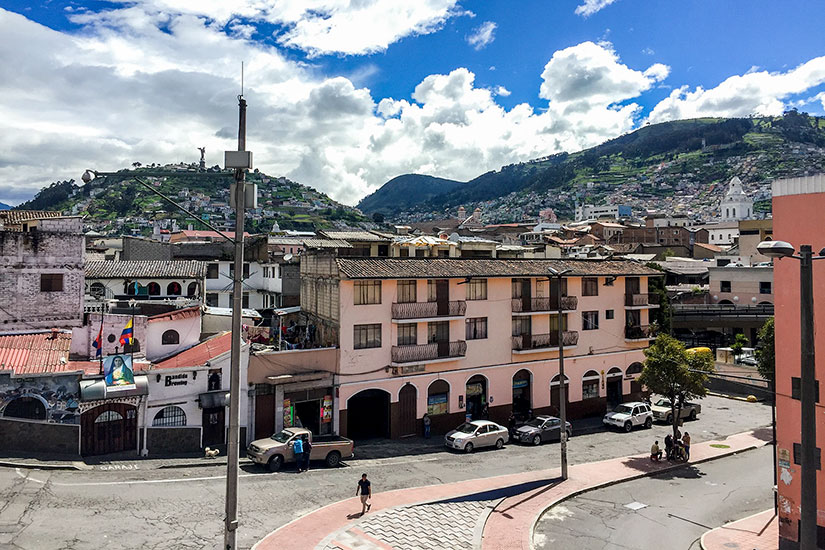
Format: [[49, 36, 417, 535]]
[[511, 296, 578, 313], [391, 341, 467, 363], [625, 324, 655, 340], [511, 331, 579, 351], [391, 300, 466, 320], [624, 293, 661, 307]]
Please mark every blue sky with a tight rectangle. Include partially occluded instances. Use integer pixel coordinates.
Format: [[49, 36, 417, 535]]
[[1, 0, 824, 206]]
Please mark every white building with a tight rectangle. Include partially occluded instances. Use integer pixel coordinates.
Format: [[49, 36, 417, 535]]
[[575, 204, 631, 221], [204, 259, 282, 309], [719, 176, 753, 221]]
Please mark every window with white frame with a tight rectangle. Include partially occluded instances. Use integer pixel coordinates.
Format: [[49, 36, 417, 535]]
[[582, 311, 599, 330], [152, 405, 187, 427]]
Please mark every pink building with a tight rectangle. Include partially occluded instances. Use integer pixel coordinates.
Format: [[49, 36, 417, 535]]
[[773, 175, 825, 550], [301, 256, 661, 439]]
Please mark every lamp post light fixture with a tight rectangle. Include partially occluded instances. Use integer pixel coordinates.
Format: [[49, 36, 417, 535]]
[[757, 239, 825, 549], [548, 266, 572, 480]]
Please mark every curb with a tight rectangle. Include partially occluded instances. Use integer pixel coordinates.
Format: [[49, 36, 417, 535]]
[[523, 443, 763, 550], [0, 460, 84, 471], [707, 391, 764, 402], [158, 460, 230, 469], [698, 508, 775, 550]]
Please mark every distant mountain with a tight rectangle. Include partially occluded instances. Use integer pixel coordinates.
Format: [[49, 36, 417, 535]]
[[379, 112, 825, 220], [0, 202, 10, 210], [357, 174, 464, 215]]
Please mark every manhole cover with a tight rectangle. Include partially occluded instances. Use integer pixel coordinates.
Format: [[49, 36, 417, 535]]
[[625, 502, 648, 511]]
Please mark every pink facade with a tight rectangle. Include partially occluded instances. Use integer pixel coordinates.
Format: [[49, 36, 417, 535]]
[[773, 175, 825, 549]]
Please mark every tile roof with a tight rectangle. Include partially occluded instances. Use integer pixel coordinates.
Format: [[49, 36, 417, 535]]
[[320, 230, 390, 243], [174, 230, 251, 239], [149, 332, 232, 370], [335, 258, 662, 279], [694, 242, 724, 252], [147, 306, 201, 324], [0, 331, 72, 375], [0, 210, 63, 225], [302, 238, 353, 249], [86, 260, 207, 279]]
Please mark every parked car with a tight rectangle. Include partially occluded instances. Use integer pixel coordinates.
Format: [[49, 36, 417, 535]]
[[445, 420, 509, 453], [515, 415, 572, 446], [603, 402, 653, 432], [738, 355, 758, 366], [247, 427, 354, 472], [650, 397, 701, 424]]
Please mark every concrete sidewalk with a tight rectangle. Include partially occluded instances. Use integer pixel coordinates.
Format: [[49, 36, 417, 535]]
[[701, 509, 777, 550], [0, 451, 239, 471], [253, 428, 771, 550]]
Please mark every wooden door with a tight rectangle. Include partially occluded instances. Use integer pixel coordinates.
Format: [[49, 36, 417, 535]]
[[521, 279, 531, 312], [436, 280, 449, 316], [398, 384, 417, 437], [202, 407, 226, 447], [81, 403, 137, 456], [255, 394, 275, 439]]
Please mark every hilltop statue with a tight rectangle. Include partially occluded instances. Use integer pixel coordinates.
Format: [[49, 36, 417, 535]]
[[197, 147, 206, 171]]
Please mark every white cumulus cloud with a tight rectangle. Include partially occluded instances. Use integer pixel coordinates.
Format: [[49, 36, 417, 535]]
[[467, 21, 497, 50]]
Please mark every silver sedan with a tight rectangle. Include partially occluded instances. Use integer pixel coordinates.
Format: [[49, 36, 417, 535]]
[[444, 420, 509, 453]]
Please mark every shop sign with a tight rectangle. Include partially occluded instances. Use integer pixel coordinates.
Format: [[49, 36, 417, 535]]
[[427, 393, 448, 416], [401, 365, 425, 374], [321, 395, 333, 423], [466, 383, 483, 397], [283, 398, 293, 428], [512, 379, 529, 389], [165, 373, 188, 387], [778, 447, 791, 469]]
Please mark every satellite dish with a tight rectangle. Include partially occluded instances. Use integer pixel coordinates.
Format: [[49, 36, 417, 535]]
[[283, 253, 294, 262]]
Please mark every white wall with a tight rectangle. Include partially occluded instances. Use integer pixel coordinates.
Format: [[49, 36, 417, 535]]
[[145, 314, 202, 361]]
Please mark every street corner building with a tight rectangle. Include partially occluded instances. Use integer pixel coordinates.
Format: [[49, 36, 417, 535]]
[[297, 255, 661, 440], [772, 174, 825, 550]]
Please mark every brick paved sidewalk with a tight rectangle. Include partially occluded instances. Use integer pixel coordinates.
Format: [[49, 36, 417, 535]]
[[700, 509, 777, 550], [252, 428, 771, 550]]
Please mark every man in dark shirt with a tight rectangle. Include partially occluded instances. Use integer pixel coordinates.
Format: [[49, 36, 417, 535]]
[[356, 473, 372, 516]]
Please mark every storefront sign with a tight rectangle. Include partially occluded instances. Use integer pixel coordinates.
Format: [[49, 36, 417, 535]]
[[466, 383, 483, 397], [164, 373, 188, 387], [283, 398, 293, 428], [103, 355, 135, 389], [322, 395, 333, 423], [512, 379, 529, 389], [401, 365, 425, 374], [427, 393, 448, 416]]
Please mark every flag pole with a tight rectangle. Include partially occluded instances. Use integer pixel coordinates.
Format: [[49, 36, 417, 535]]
[[98, 301, 105, 375]]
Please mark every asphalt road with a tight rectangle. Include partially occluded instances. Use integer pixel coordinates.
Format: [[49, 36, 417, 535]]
[[0, 395, 772, 550], [533, 444, 774, 550]]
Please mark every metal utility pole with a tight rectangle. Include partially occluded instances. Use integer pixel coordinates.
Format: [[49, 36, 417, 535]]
[[549, 267, 571, 480], [224, 94, 247, 550], [799, 244, 817, 550]]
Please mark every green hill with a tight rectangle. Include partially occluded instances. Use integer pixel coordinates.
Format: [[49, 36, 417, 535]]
[[357, 174, 464, 215]]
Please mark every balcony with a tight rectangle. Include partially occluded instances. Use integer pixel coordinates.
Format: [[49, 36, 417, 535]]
[[391, 341, 467, 364], [625, 324, 655, 341], [624, 293, 661, 308], [511, 331, 579, 352], [391, 301, 466, 320], [511, 296, 578, 313]]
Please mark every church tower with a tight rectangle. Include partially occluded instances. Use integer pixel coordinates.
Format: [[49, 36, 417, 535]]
[[719, 176, 753, 221]]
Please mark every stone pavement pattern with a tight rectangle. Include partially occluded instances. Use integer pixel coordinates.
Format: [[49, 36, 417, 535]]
[[701, 509, 778, 550], [254, 428, 771, 550]]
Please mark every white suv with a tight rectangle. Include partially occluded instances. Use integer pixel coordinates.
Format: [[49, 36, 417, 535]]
[[603, 402, 653, 432]]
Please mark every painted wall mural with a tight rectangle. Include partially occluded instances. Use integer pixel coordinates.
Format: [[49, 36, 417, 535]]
[[0, 373, 81, 424]]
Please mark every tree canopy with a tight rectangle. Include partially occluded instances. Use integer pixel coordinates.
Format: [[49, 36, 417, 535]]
[[756, 317, 775, 387]]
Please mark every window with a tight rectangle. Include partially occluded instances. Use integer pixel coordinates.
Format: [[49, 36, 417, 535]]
[[242, 292, 249, 309], [147, 282, 161, 296], [208, 370, 222, 391], [162, 330, 180, 345], [582, 278, 599, 296], [152, 406, 187, 427], [187, 282, 198, 296], [427, 380, 449, 415], [512, 316, 531, 336], [605, 309, 614, 320], [428, 321, 449, 343], [720, 280, 731, 293], [167, 282, 182, 296], [207, 264, 219, 279], [40, 273, 63, 292], [415, 248, 426, 258], [428, 280, 437, 302], [791, 377, 820, 402], [793, 443, 821, 470], [89, 282, 105, 298], [582, 311, 599, 330], [400, 248, 409, 257], [354, 280, 381, 305], [582, 380, 599, 400], [467, 279, 487, 300], [549, 314, 568, 331], [465, 317, 487, 340], [229, 263, 250, 280], [354, 324, 381, 349], [397, 324, 417, 346], [397, 280, 417, 303], [95, 410, 123, 423], [760, 281, 772, 294], [206, 293, 219, 307], [263, 267, 269, 278]]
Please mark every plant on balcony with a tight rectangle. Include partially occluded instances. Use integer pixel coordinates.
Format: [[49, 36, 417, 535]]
[[638, 334, 715, 439]]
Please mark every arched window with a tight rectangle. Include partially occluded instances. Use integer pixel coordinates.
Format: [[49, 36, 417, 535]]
[[90, 282, 105, 298], [626, 362, 644, 376], [582, 370, 600, 400], [126, 282, 139, 295], [167, 282, 182, 296], [152, 406, 187, 427], [427, 379, 449, 416], [607, 367, 623, 379], [95, 410, 123, 423], [147, 282, 161, 296], [732, 208, 736, 217], [187, 282, 198, 297], [162, 330, 180, 345]]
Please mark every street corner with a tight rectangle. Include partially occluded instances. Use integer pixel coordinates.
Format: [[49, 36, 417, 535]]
[[700, 509, 777, 550]]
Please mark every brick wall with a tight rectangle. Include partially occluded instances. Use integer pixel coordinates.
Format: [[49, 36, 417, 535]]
[[0, 417, 80, 455]]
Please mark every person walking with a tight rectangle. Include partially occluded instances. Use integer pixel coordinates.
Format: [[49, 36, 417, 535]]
[[682, 432, 691, 460], [302, 434, 312, 472], [292, 435, 304, 472], [423, 413, 431, 439], [356, 473, 372, 516]]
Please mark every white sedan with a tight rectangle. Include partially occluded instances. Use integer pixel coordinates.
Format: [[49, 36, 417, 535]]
[[444, 420, 509, 453]]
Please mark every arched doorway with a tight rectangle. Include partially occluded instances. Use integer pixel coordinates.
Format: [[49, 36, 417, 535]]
[[147, 282, 161, 296], [465, 375, 487, 420], [550, 374, 569, 416], [627, 362, 645, 398], [167, 282, 182, 296], [81, 403, 138, 456], [512, 369, 532, 419], [718, 299, 734, 305], [398, 383, 417, 437], [3, 396, 47, 420], [606, 367, 623, 409], [347, 389, 390, 440]]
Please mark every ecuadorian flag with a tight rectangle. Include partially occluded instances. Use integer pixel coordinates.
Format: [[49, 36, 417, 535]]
[[119, 319, 134, 346]]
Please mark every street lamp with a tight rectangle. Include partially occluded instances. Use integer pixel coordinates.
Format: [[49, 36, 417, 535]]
[[757, 239, 825, 549], [548, 266, 572, 480]]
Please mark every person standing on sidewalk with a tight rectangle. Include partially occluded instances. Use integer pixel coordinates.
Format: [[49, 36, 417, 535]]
[[302, 434, 312, 472], [293, 435, 304, 472], [356, 473, 372, 516], [423, 413, 431, 439], [683, 432, 691, 460]]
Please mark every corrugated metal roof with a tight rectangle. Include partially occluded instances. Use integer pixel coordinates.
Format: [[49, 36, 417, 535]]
[[320, 230, 390, 243], [335, 258, 662, 279], [0, 331, 72, 374], [302, 238, 353, 249], [86, 260, 207, 279], [0, 210, 63, 225]]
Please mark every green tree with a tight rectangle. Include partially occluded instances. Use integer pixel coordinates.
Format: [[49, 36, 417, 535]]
[[756, 317, 775, 386], [372, 212, 385, 224], [638, 334, 715, 438], [730, 333, 750, 363], [645, 267, 672, 334]]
